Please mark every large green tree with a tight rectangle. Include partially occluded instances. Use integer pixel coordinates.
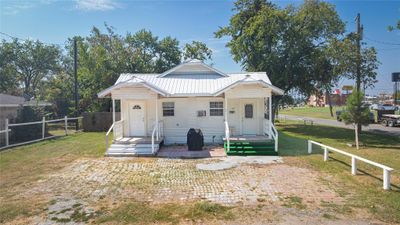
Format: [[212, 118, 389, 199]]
[[215, 0, 346, 111], [0, 39, 61, 97]]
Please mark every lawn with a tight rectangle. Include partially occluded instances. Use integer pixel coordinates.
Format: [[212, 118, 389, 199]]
[[276, 120, 400, 223], [0, 125, 399, 224], [280, 106, 342, 120]]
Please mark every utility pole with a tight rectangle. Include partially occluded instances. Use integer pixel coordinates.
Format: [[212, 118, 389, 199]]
[[74, 38, 79, 131], [355, 13, 363, 92], [355, 13, 363, 134]]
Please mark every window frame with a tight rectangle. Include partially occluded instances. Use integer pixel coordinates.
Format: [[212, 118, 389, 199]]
[[244, 104, 254, 118], [209, 101, 224, 116], [162, 102, 175, 117]]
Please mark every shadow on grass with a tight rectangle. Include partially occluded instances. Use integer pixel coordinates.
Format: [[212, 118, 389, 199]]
[[278, 131, 324, 156], [277, 123, 399, 191], [329, 157, 400, 192], [278, 122, 400, 149]]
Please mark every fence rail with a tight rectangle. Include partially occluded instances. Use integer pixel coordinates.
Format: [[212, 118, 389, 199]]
[[308, 140, 394, 190], [0, 116, 83, 150]]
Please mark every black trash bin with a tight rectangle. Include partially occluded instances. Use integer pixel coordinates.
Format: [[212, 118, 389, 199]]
[[187, 128, 204, 151]]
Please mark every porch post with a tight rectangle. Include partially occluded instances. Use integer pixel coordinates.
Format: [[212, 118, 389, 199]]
[[269, 94, 272, 135], [112, 98, 116, 124], [224, 96, 228, 122], [156, 96, 159, 141]]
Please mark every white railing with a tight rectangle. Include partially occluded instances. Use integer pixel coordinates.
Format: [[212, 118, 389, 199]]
[[224, 121, 230, 152], [308, 140, 394, 190], [269, 121, 278, 152], [151, 120, 164, 154], [263, 119, 270, 136], [1, 116, 82, 150], [105, 119, 124, 151]]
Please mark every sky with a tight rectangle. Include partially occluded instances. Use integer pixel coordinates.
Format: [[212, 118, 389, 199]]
[[1, 0, 399, 96]]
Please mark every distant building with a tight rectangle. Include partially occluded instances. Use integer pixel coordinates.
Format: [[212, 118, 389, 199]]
[[0, 93, 51, 129]]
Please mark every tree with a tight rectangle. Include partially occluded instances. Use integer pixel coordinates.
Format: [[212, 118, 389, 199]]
[[155, 36, 181, 73], [1, 39, 61, 98], [183, 41, 212, 61], [388, 20, 400, 31], [0, 40, 19, 94], [340, 90, 371, 149], [215, 0, 346, 113]]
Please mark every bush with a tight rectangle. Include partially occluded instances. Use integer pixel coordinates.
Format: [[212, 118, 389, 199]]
[[10, 106, 48, 143]]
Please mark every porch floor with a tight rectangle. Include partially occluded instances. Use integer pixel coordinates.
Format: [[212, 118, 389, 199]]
[[223, 135, 271, 142], [157, 145, 226, 158]]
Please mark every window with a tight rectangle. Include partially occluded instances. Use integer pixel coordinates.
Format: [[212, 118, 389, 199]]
[[162, 102, 174, 116], [210, 101, 223, 116], [245, 104, 253, 118]]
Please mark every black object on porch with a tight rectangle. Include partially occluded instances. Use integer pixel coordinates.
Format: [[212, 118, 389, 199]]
[[187, 128, 204, 151]]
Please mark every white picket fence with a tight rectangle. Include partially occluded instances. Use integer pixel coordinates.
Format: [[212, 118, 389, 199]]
[[308, 140, 394, 190], [0, 116, 82, 150]]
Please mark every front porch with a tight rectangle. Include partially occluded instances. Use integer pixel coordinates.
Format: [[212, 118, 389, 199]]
[[105, 136, 164, 157], [223, 135, 277, 156]]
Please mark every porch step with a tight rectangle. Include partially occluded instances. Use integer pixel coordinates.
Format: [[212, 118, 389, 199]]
[[105, 144, 160, 157], [224, 140, 277, 156]]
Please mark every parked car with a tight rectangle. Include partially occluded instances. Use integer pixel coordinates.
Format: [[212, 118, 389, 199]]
[[370, 104, 397, 111], [380, 114, 400, 127], [336, 110, 375, 123]]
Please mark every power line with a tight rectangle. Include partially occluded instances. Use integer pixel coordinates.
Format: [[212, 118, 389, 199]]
[[364, 36, 400, 46], [0, 31, 65, 47]]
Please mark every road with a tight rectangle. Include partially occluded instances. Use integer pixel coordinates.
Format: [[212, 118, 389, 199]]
[[280, 114, 400, 137]]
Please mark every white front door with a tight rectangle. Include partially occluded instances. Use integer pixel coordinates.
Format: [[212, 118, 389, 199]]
[[241, 100, 258, 135], [129, 102, 146, 136]]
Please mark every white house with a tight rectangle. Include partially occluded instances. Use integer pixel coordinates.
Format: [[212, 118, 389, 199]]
[[98, 59, 284, 156]]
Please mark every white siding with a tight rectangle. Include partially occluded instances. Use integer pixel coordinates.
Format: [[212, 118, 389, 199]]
[[112, 86, 157, 99], [159, 97, 225, 144], [225, 84, 271, 99], [226, 98, 266, 136]]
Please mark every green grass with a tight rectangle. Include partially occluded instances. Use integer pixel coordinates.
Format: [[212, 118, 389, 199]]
[[0, 132, 105, 223], [277, 121, 400, 223], [96, 201, 235, 224], [280, 106, 341, 120]]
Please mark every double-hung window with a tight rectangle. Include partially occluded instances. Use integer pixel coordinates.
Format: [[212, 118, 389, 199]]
[[210, 101, 223, 116], [162, 102, 174, 116]]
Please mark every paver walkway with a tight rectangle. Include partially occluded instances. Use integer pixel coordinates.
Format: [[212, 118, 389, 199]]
[[27, 157, 341, 207]]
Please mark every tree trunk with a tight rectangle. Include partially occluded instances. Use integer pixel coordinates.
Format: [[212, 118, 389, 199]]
[[355, 123, 359, 150], [326, 91, 334, 117]]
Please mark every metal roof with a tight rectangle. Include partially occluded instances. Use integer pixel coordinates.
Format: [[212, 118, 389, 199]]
[[98, 61, 284, 98]]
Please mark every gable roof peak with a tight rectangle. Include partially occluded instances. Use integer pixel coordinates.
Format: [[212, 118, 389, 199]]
[[158, 59, 228, 78]]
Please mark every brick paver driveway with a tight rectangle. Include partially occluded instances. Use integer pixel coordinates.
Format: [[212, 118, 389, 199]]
[[30, 157, 340, 207]]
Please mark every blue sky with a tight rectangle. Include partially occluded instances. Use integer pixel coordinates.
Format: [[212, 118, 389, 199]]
[[1, 0, 399, 95]]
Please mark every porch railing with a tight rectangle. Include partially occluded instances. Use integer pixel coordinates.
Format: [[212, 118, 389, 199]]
[[224, 121, 230, 152], [105, 119, 124, 151], [151, 120, 164, 154], [269, 120, 278, 152]]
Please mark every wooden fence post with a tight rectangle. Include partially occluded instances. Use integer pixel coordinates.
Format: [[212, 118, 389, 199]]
[[42, 117, 45, 139], [323, 147, 328, 161], [351, 157, 357, 175], [5, 119, 9, 146], [383, 169, 391, 190], [308, 141, 312, 154], [64, 116, 68, 136]]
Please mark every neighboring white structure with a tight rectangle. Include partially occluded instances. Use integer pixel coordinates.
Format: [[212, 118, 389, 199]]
[[98, 59, 284, 156]]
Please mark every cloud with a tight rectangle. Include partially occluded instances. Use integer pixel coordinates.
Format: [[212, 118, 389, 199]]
[[2, 1, 35, 15], [1, 0, 55, 15], [75, 0, 119, 11]]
